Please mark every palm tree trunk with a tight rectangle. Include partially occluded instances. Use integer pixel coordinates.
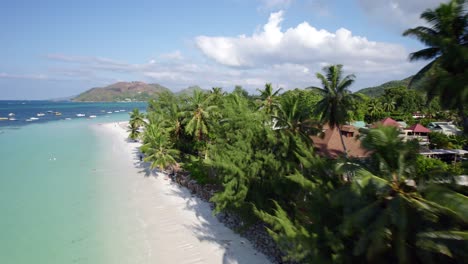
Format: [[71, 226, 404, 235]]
[[338, 127, 348, 158]]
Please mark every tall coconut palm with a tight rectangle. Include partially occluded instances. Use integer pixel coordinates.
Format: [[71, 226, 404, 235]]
[[257, 83, 282, 115], [129, 108, 146, 128], [382, 99, 396, 114], [403, 0, 468, 133], [128, 122, 141, 141], [275, 94, 317, 141], [182, 89, 217, 141], [367, 99, 384, 122], [342, 126, 467, 263], [309, 64, 358, 156], [140, 123, 179, 172], [361, 126, 418, 182], [207, 87, 225, 105]]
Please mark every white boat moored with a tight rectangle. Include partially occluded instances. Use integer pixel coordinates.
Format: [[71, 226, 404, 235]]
[[37, 113, 45, 117], [89, 115, 97, 118], [8, 113, 15, 117], [76, 114, 86, 117]]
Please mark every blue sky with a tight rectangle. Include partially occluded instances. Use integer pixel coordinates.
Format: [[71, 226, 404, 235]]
[[0, 0, 447, 99]]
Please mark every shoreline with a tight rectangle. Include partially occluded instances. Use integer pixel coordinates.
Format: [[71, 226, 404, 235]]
[[93, 121, 270, 264]]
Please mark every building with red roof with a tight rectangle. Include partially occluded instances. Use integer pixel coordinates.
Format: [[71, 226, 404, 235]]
[[311, 124, 369, 159], [372, 117, 402, 128], [403, 123, 431, 145]]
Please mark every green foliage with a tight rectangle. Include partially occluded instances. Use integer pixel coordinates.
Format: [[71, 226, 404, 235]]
[[356, 76, 412, 98], [403, 0, 468, 134], [137, 60, 467, 263], [128, 108, 146, 140], [140, 123, 180, 171], [429, 132, 467, 149]]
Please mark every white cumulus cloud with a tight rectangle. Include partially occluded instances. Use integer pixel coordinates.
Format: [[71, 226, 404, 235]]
[[195, 10, 408, 71]]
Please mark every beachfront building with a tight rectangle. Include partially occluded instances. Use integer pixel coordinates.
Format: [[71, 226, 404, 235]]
[[311, 124, 369, 158], [427, 122, 462, 136]]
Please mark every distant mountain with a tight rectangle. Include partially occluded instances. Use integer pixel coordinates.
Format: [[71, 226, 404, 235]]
[[355, 76, 413, 97], [72, 81, 170, 102], [175, 85, 209, 96]]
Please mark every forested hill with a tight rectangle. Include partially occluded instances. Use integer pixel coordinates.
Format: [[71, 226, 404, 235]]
[[356, 76, 413, 97], [72, 81, 170, 102], [175, 85, 208, 96]]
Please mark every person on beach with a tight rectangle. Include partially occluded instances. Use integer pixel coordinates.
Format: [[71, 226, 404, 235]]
[[139, 154, 143, 162]]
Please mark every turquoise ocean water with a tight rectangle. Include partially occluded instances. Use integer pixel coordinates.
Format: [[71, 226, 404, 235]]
[[0, 101, 146, 263]]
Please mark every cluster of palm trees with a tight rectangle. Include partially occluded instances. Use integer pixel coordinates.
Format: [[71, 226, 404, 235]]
[[126, 1, 467, 262], [129, 66, 466, 263]]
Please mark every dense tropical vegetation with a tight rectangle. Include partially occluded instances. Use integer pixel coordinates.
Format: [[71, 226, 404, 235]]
[[127, 1, 467, 263], [403, 0, 468, 134]]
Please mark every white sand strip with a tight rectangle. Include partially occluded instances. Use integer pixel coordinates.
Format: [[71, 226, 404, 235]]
[[92, 122, 271, 264]]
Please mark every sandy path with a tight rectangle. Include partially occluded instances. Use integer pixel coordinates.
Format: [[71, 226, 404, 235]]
[[92, 122, 270, 264]]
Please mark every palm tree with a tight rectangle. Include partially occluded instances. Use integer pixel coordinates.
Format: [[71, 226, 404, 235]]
[[256, 83, 282, 115], [403, 0, 468, 134], [129, 108, 146, 128], [309, 64, 358, 156], [341, 126, 467, 263], [182, 89, 217, 141], [207, 87, 225, 105], [367, 99, 384, 122], [128, 122, 141, 141], [140, 123, 179, 172], [382, 99, 396, 114], [128, 108, 145, 140], [275, 94, 317, 140], [361, 126, 418, 182]]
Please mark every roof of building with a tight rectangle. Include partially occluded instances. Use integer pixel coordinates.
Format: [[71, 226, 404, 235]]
[[351, 121, 366, 129], [311, 125, 370, 159], [398, 121, 408, 128], [408, 123, 431, 133], [428, 122, 462, 133], [373, 117, 401, 128]]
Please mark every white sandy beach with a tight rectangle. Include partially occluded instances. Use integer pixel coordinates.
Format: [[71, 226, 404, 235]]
[[92, 122, 270, 264]]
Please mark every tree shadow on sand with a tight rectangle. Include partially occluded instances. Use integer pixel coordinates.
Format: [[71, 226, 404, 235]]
[[167, 187, 270, 264]]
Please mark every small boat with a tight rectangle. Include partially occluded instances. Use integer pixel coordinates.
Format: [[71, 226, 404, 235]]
[[47, 110, 54, 113], [120, 110, 126, 112], [0, 117, 8, 121], [76, 114, 85, 117], [30, 117, 39, 120], [8, 117, 17, 121], [55, 112, 62, 116], [26, 119, 32, 122], [89, 115, 97, 118], [114, 111, 119, 113], [8, 113, 15, 117], [107, 111, 113, 114], [37, 113, 45, 117], [65, 118, 72, 120]]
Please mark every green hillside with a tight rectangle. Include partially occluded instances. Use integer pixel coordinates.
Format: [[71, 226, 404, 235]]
[[175, 85, 209, 96], [72, 81, 170, 102], [355, 76, 413, 97]]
